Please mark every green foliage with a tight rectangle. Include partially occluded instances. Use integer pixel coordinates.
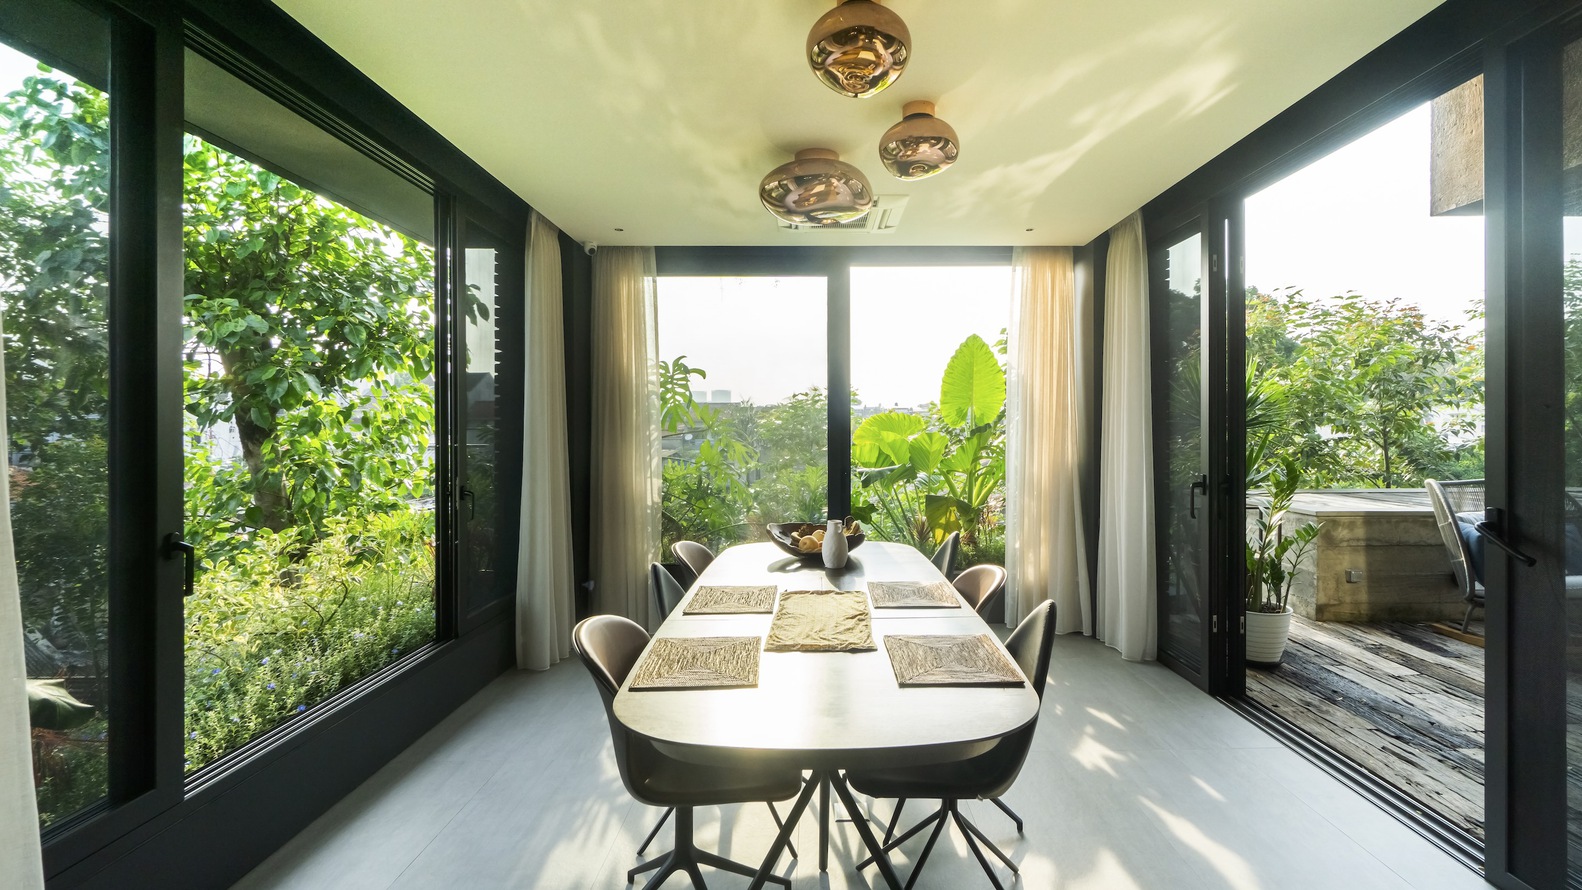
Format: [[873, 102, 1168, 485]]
[[1245, 456, 1321, 613], [850, 335, 1007, 565], [1246, 288, 1483, 488], [1563, 260, 1582, 487], [184, 511, 435, 771], [182, 137, 436, 539]]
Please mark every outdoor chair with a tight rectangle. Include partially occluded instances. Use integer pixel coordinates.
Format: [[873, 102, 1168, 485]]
[[1426, 478, 1485, 632], [930, 531, 960, 576]]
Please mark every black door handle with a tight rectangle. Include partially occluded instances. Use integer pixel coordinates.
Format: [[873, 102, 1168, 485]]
[[164, 534, 196, 597], [1477, 507, 1537, 567], [1189, 474, 1208, 519], [460, 485, 475, 520]]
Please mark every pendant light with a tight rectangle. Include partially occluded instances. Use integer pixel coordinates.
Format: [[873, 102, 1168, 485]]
[[806, 0, 911, 99], [758, 149, 874, 226], [878, 100, 959, 180]]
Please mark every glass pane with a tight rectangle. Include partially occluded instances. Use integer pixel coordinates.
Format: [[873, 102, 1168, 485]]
[[1564, 35, 1582, 876], [1244, 82, 1486, 840], [655, 277, 827, 553], [0, 18, 111, 828], [181, 71, 436, 773], [461, 232, 500, 610], [849, 266, 1011, 570], [1159, 233, 1205, 672]]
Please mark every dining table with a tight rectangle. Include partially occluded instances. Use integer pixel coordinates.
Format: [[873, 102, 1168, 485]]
[[612, 541, 1041, 890]]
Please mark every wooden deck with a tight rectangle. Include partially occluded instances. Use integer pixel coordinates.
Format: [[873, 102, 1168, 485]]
[[1245, 617, 1486, 839]]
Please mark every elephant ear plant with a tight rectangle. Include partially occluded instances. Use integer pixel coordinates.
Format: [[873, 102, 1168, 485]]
[[1245, 455, 1322, 613]]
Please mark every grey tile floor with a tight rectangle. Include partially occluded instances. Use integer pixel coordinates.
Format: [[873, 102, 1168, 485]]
[[232, 633, 1490, 890]]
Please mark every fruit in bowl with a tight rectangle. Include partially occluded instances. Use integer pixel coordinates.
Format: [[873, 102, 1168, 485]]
[[766, 519, 866, 559]]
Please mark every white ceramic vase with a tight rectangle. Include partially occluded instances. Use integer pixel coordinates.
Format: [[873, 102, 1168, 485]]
[[822, 519, 848, 569], [1245, 606, 1294, 665]]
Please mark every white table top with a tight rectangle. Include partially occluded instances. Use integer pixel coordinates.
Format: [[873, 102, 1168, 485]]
[[613, 542, 1040, 770]]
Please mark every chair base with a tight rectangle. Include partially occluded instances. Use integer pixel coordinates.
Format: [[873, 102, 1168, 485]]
[[629, 806, 792, 889], [638, 803, 798, 860], [862, 799, 1019, 890], [882, 796, 1023, 843]]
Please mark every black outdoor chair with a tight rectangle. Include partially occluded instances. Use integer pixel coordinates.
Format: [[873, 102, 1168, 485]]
[[930, 531, 960, 577], [1426, 478, 1485, 632]]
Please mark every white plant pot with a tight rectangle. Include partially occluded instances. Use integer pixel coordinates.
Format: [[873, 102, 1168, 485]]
[[1245, 607, 1293, 665]]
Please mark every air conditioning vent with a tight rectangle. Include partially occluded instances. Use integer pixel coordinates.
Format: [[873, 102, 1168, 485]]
[[777, 195, 908, 234]]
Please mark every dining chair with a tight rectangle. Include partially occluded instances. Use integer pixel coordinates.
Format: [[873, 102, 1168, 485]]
[[930, 531, 960, 577], [573, 615, 803, 889], [847, 599, 1057, 890], [650, 562, 687, 622], [671, 540, 716, 582], [952, 564, 1008, 621]]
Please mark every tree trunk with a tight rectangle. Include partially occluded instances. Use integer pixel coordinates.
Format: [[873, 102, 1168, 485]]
[[219, 349, 289, 532]]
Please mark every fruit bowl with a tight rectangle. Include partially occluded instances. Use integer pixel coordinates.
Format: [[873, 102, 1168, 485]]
[[766, 521, 866, 560]]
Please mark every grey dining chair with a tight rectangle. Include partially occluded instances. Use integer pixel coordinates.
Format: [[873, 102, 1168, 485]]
[[573, 615, 802, 888], [930, 531, 960, 577], [849, 600, 1056, 890], [671, 541, 716, 582], [953, 564, 1008, 621], [650, 562, 687, 622]]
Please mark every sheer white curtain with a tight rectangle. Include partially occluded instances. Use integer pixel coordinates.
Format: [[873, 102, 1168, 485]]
[[517, 212, 576, 670], [589, 247, 660, 626], [1, 314, 44, 890], [1005, 247, 1090, 632], [1096, 211, 1157, 661]]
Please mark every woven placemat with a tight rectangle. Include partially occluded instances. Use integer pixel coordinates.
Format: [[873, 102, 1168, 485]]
[[884, 634, 1025, 686], [684, 585, 777, 614], [867, 580, 961, 609], [764, 590, 876, 652], [628, 637, 761, 690]]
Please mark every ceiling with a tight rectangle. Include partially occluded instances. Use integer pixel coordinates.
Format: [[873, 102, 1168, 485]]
[[274, 0, 1444, 247]]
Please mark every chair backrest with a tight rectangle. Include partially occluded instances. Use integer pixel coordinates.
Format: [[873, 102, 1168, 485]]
[[1426, 479, 1484, 598], [930, 531, 960, 576], [672, 541, 715, 579], [650, 562, 687, 621], [974, 599, 1057, 800], [953, 564, 1007, 619], [572, 615, 658, 803]]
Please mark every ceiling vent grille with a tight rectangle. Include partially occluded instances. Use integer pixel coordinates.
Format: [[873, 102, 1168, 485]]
[[777, 195, 908, 234]]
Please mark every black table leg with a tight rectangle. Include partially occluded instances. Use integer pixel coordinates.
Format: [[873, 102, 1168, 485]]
[[830, 772, 903, 890], [818, 773, 831, 872], [747, 774, 818, 890]]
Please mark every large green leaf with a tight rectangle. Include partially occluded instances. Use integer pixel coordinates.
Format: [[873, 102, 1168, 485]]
[[909, 432, 948, 473], [852, 412, 927, 467], [939, 335, 1005, 428], [28, 678, 96, 731]]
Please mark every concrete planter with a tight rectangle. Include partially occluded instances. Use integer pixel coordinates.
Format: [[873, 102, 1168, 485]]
[[1245, 607, 1293, 665]]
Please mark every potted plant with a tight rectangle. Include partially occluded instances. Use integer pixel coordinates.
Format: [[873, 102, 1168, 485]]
[[1245, 455, 1321, 665]]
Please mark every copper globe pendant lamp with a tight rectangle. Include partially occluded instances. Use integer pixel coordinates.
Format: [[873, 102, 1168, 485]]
[[878, 100, 959, 180], [806, 0, 911, 99], [758, 149, 875, 226]]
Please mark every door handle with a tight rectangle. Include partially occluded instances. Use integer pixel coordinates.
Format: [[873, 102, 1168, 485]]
[[1189, 474, 1208, 519], [460, 485, 475, 520], [1476, 507, 1537, 567], [164, 533, 197, 597]]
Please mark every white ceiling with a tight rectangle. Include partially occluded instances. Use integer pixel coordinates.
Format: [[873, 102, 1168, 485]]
[[275, 0, 1444, 247]]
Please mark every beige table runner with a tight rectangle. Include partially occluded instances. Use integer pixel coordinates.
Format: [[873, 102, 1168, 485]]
[[629, 637, 761, 690], [764, 590, 876, 652], [884, 634, 1025, 686], [867, 580, 961, 608], [684, 585, 778, 614]]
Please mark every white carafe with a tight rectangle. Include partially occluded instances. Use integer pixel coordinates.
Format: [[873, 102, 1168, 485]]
[[822, 519, 849, 569]]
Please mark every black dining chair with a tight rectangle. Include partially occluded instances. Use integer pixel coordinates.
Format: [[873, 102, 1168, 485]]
[[671, 541, 716, 582], [634, 573, 802, 863], [650, 562, 687, 622], [573, 615, 802, 888], [879, 564, 1016, 842], [848, 599, 1056, 889], [930, 531, 960, 577]]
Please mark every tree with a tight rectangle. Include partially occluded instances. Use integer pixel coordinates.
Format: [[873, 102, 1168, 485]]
[[1246, 288, 1483, 488], [182, 138, 435, 540]]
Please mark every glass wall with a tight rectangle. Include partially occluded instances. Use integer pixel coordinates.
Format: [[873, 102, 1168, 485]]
[[0, 9, 112, 828], [849, 266, 1011, 569], [460, 224, 503, 613], [655, 276, 827, 553], [1562, 34, 1582, 877], [180, 55, 436, 773]]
